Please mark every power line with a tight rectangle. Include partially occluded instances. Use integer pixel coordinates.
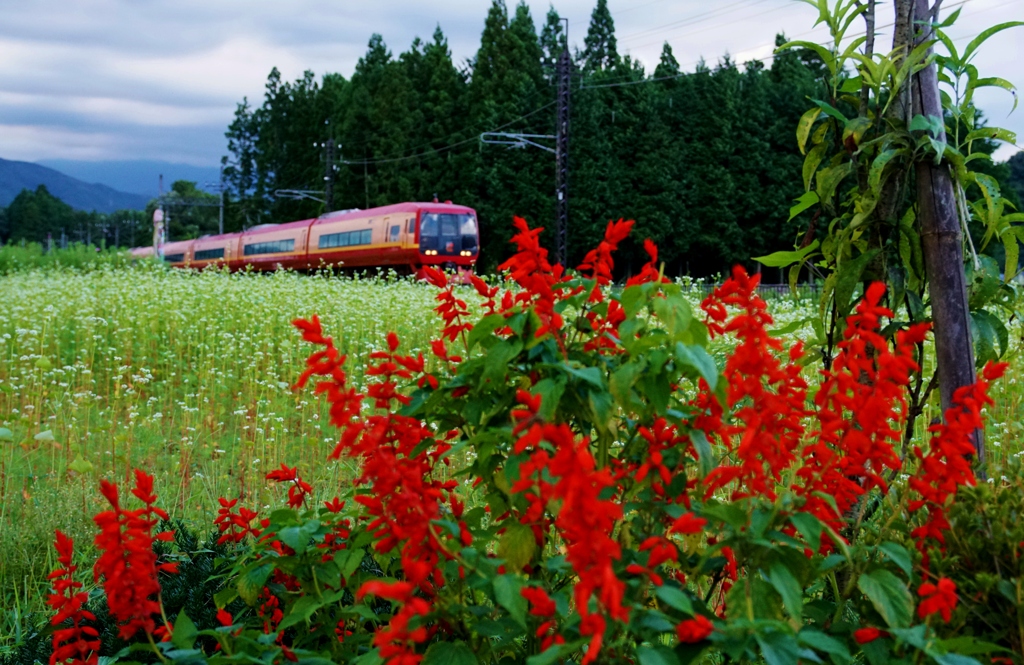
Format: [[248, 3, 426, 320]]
[[339, 101, 556, 166]]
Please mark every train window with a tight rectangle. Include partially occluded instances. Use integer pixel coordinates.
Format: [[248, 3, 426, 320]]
[[407, 218, 415, 234], [194, 248, 225, 260], [460, 216, 478, 235], [244, 239, 294, 256], [163, 253, 185, 263], [319, 230, 373, 249], [388, 225, 400, 242], [441, 216, 458, 236], [421, 214, 438, 237]]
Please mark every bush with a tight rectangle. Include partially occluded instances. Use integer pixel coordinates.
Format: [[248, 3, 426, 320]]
[[27, 218, 1019, 665]]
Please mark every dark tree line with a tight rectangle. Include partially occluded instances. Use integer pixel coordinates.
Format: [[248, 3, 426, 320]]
[[0, 185, 150, 248], [220, 0, 832, 275], [0, 180, 220, 249]]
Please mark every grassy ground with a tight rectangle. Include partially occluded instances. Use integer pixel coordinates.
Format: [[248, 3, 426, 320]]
[[1, 264, 1021, 644]]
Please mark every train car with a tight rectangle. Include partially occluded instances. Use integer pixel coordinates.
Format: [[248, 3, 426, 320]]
[[307, 202, 478, 273], [238, 219, 313, 271], [190, 232, 241, 270], [131, 201, 479, 275], [160, 240, 193, 267]]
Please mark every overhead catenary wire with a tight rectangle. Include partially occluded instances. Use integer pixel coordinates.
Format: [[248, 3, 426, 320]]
[[338, 100, 557, 166]]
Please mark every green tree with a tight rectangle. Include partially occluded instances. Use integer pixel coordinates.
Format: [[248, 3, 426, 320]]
[[581, 0, 618, 73]]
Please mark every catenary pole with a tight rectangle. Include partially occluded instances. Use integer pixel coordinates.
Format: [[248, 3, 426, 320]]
[[325, 139, 335, 212], [555, 18, 570, 268]]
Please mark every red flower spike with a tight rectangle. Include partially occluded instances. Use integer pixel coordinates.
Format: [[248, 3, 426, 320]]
[[700, 266, 809, 502], [908, 361, 1004, 563], [92, 470, 173, 640], [48, 531, 100, 665]]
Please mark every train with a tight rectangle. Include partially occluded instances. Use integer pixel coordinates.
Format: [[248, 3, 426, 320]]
[[131, 201, 479, 276]]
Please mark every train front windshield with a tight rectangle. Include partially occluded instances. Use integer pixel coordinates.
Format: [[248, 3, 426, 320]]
[[420, 213, 478, 256]]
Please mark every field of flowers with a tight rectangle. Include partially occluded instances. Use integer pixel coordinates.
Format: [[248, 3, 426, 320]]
[[1, 262, 1023, 651]]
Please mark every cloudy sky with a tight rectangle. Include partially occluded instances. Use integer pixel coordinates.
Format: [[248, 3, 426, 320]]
[[0, 0, 1021, 168]]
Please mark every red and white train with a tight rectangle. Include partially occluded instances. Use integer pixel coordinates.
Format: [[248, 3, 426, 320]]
[[131, 201, 479, 275]]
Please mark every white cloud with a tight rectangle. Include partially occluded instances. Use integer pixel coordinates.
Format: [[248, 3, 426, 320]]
[[0, 0, 1020, 165]]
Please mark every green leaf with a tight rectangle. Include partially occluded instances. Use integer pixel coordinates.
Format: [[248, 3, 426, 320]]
[[790, 513, 823, 551], [803, 144, 828, 192], [0, 427, 13, 442], [675, 343, 718, 391], [768, 561, 804, 621], [171, 610, 198, 651], [689, 431, 716, 478], [531, 377, 566, 422], [466, 313, 505, 350], [638, 645, 681, 665], [492, 574, 527, 628], [936, 637, 1010, 655], [932, 656, 983, 665], [816, 162, 853, 206], [757, 629, 802, 665], [238, 562, 274, 605], [34, 430, 55, 442], [868, 149, 901, 194], [34, 356, 52, 371], [834, 251, 878, 317], [278, 595, 324, 630], [68, 455, 94, 474], [909, 113, 944, 137], [878, 542, 913, 578], [497, 523, 536, 572], [754, 240, 819, 268], [811, 98, 849, 123], [610, 362, 642, 409], [842, 117, 872, 148], [797, 107, 823, 154], [423, 642, 479, 665], [799, 629, 851, 665], [857, 569, 914, 628], [962, 21, 1024, 65], [788, 192, 820, 222], [655, 585, 694, 615]]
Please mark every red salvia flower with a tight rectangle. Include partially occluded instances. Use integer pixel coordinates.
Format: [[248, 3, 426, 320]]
[[676, 615, 714, 643], [48, 531, 100, 665], [853, 627, 888, 644], [497, 216, 569, 342], [577, 219, 634, 288], [92, 470, 175, 640], [265, 464, 313, 509], [700, 266, 809, 501], [213, 497, 261, 544], [908, 362, 1006, 563], [795, 282, 929, 531], [917, 577, 958, 623]]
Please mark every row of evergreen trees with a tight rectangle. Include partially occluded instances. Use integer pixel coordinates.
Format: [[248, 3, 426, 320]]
[[220, 0, 831, 275]]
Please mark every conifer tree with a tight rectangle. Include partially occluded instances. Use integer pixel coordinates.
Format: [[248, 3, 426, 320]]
[[581, 0, 618, 73]]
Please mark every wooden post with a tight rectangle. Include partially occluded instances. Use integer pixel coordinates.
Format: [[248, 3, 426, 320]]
[[911, 0, 983, 465]]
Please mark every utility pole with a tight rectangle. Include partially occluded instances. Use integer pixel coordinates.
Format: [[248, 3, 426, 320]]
[[555, 17, 571, 267], [324, 139, 335, 212], [218, 165, 225, 235]]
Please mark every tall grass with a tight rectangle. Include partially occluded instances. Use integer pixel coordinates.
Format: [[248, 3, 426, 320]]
[[0, 242, 144, 274]]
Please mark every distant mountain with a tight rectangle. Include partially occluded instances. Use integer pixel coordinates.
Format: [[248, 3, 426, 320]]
[[0, 158, 150, 213], [37, 159, 221, 198]]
